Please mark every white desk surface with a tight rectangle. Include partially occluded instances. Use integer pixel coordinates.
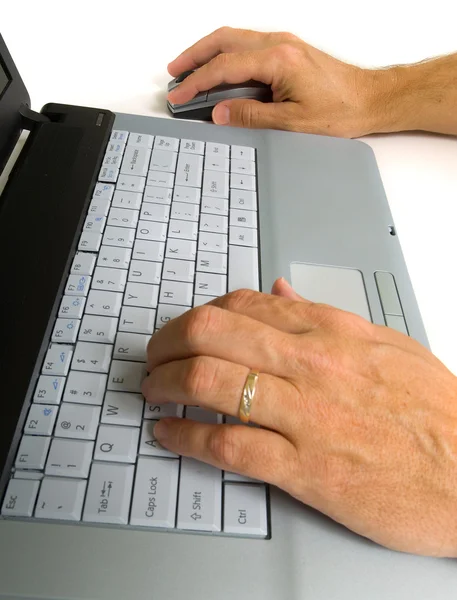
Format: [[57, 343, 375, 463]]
[[3, 0, 457, 374]]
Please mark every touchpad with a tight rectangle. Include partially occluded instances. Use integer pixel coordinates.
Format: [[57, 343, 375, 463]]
[[290, 263, 371, 321]]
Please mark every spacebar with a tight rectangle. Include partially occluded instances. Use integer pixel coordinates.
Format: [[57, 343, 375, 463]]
[[228, 245, 259, 292]]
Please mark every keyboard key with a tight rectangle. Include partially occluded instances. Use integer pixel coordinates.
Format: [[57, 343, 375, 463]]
[[110, 130, 128, 143], [83, 462, 134, 525], [58, 295, 86, 319], [116, 173, 146, 193], [139, 420, 178, 458], [99, 165, 119, 183], [171, 202, 199, 222], [159, 280, 193, 307], [230, 209, 257, 229], [79, 315, 118, 344], [71, 252, 96, 276], [177, 457, 222, 532], [93, 182, 115, 200], [198, 232, 228, 254], [147, 171, 175, 188], [45, 438, 94, 478], [63, 371, 108, 405], [181, 139, 205, 154], [102, 391, 144, 427], [231, 145, 255, 161], [107, 207, 139, 229], [51, 318, 80, 344], [94, 425, 139, 463], [72, 341, 113, 373], [24, 404, 58, 436], [168, 219, 198, 241], [199, 214, 228, 234], [162, 258, 195, 283], [154, 136, 179, 151], [97, 245, 131, 269], [121, 146, 151, 177], [165, 238, 197, 261], [92, 266, 127, 293], [112, 190, 142, 210], [201, 196, 228, 216], [140, 203, 170, 223], [15, 435, 51, 470], [128, 260, 161, 285], [223, 471, 258, 484], [136, 220, 168, 242], [56, 403, 101, 440], [202, 170, 229, 198], [195, 272, 227, 297], [114, 332, 149, 362], [107, 360, 147, 393], [196, 251, 227, 275], [42, 344, 73, 376], [204, 155, 229, 172], [173, 185, 200, 204], [230, 173, 256, 191], [83, 214, 106, 234], [230, 158, 256, 175], [144, 185, 172, 205], [229, 226, 258, 248], [124, 282, 159, 309], [1, 479, 40, 517], [33, 375, 65, 405], [106, 140, 125, 154], [119, 306, 156, 335], [13, 471, 44, 480], [155, 304, 189, 330], [228, 245, 259, 292], [230, 189, 257, 211], [193, 295, 216, 307], [103, 154, 124, 169], [206, 142, 229, 158], [132, 240, 165, 263], [144, 403, 184, 419], [86, 289, 123, 317], [65, 274, 91, 296], [130, 457, 179, 528], [35, 478, 87, 521], [88, 198, 110, 217], [150, 148, 178, 173], [175, 153, 203, 188], [128, 132, 154, 148], [103, 225, 136, 249], [223, 483, 267, 536], [78, 231, 103, 252]]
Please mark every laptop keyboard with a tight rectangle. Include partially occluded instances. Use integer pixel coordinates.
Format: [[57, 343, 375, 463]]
[[1, 130, 268, 538]]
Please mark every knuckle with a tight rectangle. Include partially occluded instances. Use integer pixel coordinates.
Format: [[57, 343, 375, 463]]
[[183, 305, 220, 348], [209, 426, 239, 468], [213, 52, 231, 69], [221, 288, 259, 312], [275, 31, 300, 43], [183, 357, 218, 399], [238, 102, 256, 128], [214, 25, 232, 37], [272, 42, 302, 63]]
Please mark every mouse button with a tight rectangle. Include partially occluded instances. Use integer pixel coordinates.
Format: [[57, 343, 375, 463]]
[[169, 91, 208, 109], [176, 69, 195, 83], [207, 86, 266, 103]]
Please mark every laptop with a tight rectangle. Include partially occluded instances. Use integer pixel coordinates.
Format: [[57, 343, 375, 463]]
[[1, 32, 455, 600]]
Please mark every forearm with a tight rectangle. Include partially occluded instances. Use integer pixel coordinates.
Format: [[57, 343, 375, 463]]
[[364, 53, 457, 135]]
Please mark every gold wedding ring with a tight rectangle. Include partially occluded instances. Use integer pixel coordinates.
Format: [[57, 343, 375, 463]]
[[239, 370, 259, 423]]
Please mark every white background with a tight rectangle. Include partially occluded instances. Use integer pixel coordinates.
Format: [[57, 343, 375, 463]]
[[2, 0, 457, 373]]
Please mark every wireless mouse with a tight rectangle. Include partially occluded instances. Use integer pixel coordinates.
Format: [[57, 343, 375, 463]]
[[167, 70, 272, 120]]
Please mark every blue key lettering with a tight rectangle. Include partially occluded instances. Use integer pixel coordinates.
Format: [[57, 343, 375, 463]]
[[52, 379, 59, 390], [60, 352, 66, 363], [43, 408, 53, 416]]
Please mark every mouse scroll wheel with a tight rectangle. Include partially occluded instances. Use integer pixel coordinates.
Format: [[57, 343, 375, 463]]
[[175, 70, 194, 83]]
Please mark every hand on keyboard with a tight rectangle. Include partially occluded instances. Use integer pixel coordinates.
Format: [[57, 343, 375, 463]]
[[167, 27, 394, 138], [143, 278, 457, 558]]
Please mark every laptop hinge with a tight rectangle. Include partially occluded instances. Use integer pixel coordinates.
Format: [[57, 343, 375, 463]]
[[19, 104, 51, 131]]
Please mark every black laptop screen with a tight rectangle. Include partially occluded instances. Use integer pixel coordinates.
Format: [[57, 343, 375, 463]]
[[0, 59, 10, 98]]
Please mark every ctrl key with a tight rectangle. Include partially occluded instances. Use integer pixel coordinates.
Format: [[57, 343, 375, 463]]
[[223, 483, 268, 537], [1, 478, 40, 517]]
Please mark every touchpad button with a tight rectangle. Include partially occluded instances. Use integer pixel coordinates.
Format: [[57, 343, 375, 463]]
[[290, 263, 371, 321]]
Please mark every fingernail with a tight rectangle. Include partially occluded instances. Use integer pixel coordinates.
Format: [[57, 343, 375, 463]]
[[213, 104, 230, 125], [154, 420, 169, 443]]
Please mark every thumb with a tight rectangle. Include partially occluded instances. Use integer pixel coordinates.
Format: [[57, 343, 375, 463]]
[[212, 99, 297, 130], [271, 277, 308, 302]]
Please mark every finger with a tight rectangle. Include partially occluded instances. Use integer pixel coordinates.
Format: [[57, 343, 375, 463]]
[[212, 99, 302, 131], [146, 303, 296, 375], [271, 277, 307, 301], [153, 418, 299, 488], [167, 48, 276, 105], [168, 27, 275, 77], [142, 356, 295, 431], [208, 288, 314, 334]]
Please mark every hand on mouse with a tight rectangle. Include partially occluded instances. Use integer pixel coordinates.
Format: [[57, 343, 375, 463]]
[[167, 27, 397, 137], [142, 280, 457, 557]]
